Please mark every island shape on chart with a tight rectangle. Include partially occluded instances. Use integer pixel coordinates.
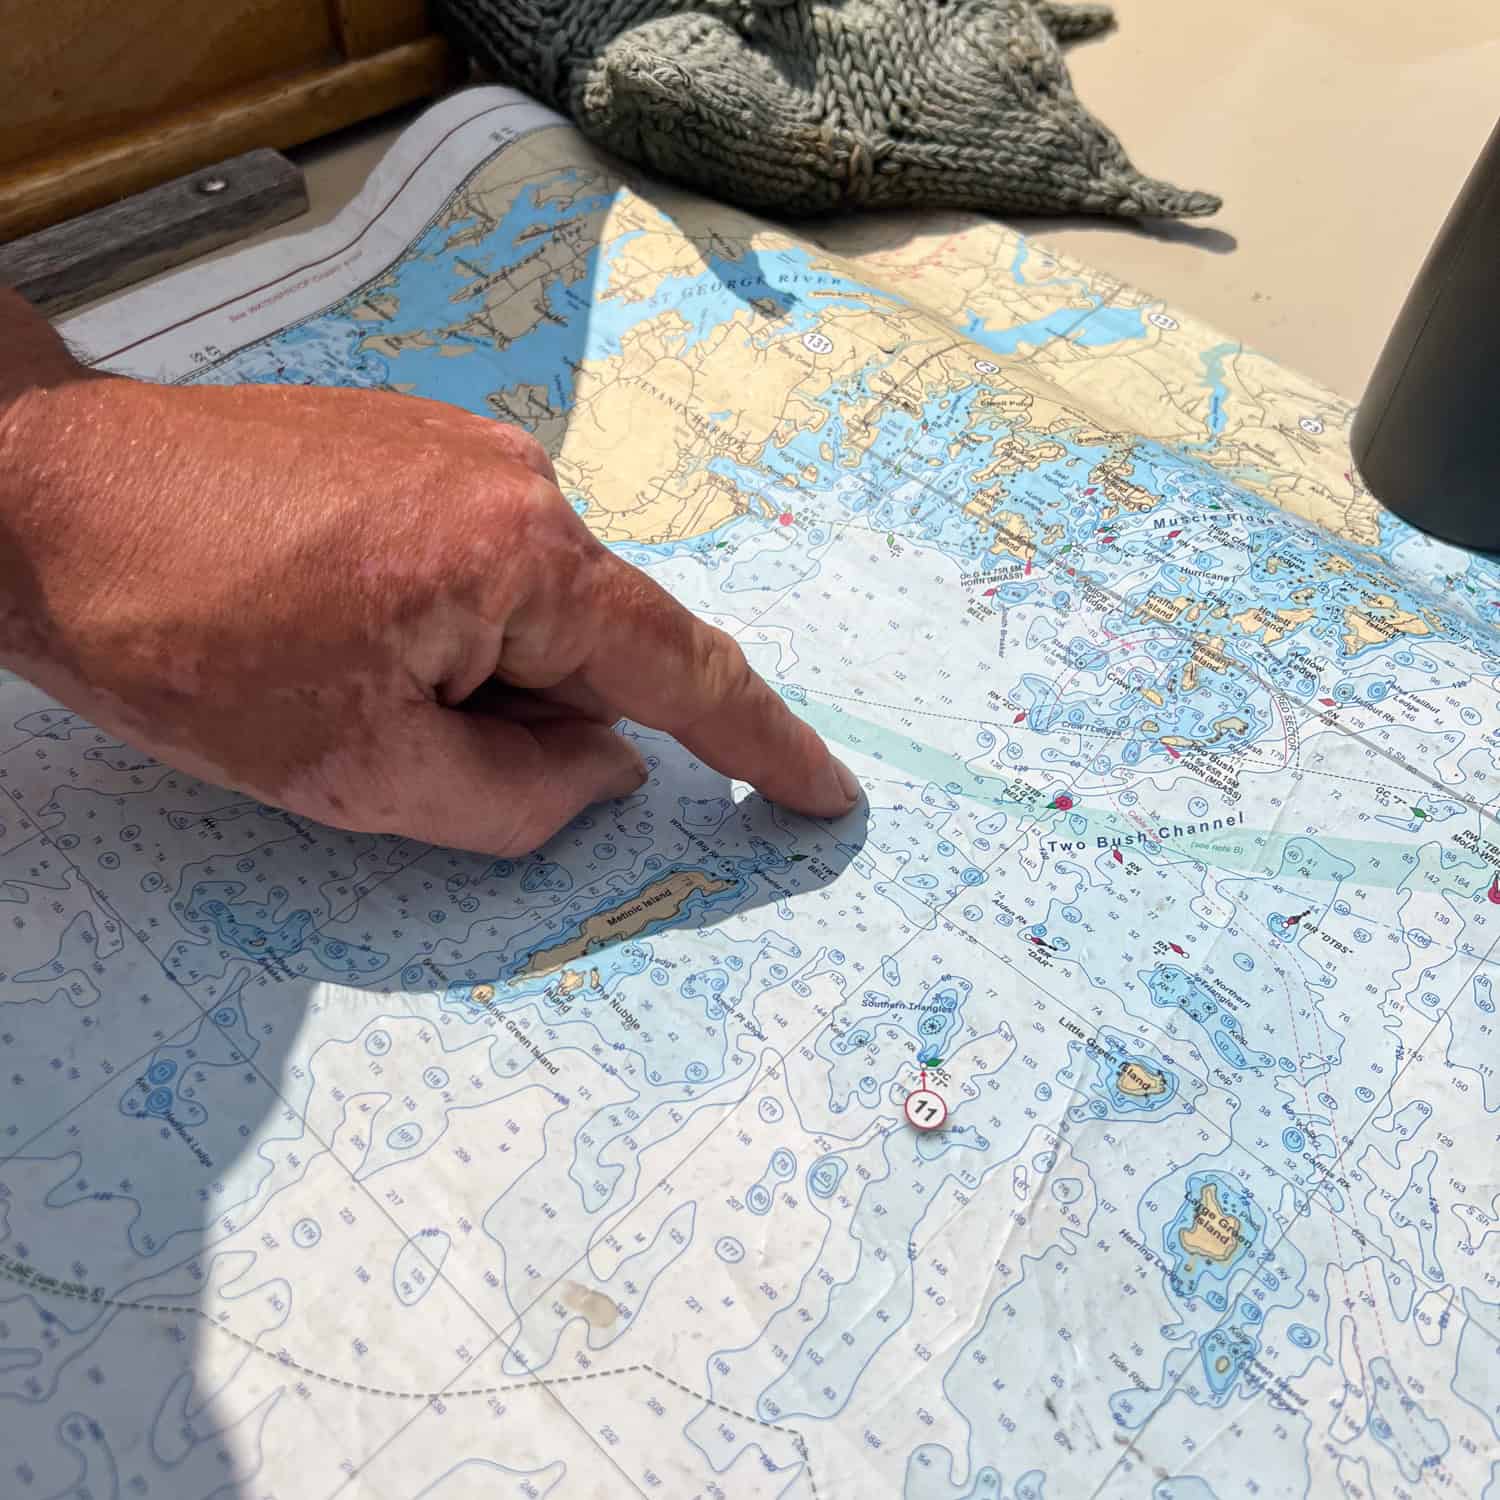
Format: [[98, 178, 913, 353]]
[[516, 869, 735, 982], [1116, 1060, 1169, 1099], [1178, 1181, 1249, 1265]]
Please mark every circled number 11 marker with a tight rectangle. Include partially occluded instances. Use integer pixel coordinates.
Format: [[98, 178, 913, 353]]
[[904, 1088, 948, 1131], [904, 1056, 949, 1131]]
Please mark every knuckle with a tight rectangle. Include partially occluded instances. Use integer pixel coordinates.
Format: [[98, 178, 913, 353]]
[[513, 428, 555, 478], [691, 627, 758, 715], [514, 470, 572, 531], [489, 422, 556, 482]]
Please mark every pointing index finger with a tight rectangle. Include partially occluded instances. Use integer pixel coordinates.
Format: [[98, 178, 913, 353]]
[[584, 554, 860, 818]]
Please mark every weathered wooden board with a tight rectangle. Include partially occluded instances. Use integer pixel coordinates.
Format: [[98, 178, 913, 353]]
[[0, 33, 454, 241], [0, 150, 308, 317]]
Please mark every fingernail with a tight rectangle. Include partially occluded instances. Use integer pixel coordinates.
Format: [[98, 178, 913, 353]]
[[832, 756, 861, 811]]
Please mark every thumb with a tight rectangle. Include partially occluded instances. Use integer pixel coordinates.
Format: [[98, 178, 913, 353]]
[[387, 705, 647, 855]]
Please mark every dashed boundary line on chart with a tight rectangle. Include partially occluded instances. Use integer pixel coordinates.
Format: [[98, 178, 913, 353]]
[[0, 1259, 819, 1498]]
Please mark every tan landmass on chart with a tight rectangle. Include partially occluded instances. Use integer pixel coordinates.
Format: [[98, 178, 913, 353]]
[[440, 219, 488, 251], [1178, 1182, 1247, 1263], [1322, 554, 1355, 574], [365, 137, 1380, 563], [553, 967, 602, 996], [585, 185, 1024, 475], [780, 391, 833, 438], [516, 870, 734, 982], [1137, 595, 1205, 627], [544, 308, 774, 543], [976, 388, 1043, 424], [1342, 597, 1435, 654], [487, 382, 557, 428], [546, 177, 1107, 520], [360, 327, 438, 358], [560, 1280, 620, 1328], [988, 510, 1038, 561], [1090, 458, 1159, 516], [350, 294, 399, 322], [593, 219, 710, 303], [797, 307, 1024, 466], [589, 180, 806, 307], [972, 435, 1066, 482], [1232, 605, 1316, 644], [1141, 688, 1165, 707], [811, 211, 1379, 544], [1117, 1061, 1168, 1098], [1164, 715, 1251, 751], [960, 498, 1037, 563], [630, 252, 972, 474], [1182, 634, 1235, 694]]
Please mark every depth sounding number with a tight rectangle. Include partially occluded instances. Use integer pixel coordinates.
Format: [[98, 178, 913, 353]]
[[904, 1088, 948, 1132]]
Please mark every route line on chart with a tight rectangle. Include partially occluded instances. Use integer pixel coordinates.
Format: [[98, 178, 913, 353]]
[[0, 801, 660, 1500], [0, 755, 858, 1498], [0, 709, 950, 1487], [2, 727, 1493, 1492], [309, 1035, 852, 1498], [0, 1258, 820, 1499], [11, 124, 1487, 1498]]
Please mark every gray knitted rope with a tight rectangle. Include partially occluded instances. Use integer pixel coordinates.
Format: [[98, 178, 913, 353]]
[[434, 0, 1220, 221]]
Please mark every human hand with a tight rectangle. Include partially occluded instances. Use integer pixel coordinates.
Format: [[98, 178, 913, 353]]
[[0, 341, 860, 855]]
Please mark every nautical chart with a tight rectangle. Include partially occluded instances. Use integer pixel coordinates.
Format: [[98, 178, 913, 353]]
[[4, 87, 1499, 1499]]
